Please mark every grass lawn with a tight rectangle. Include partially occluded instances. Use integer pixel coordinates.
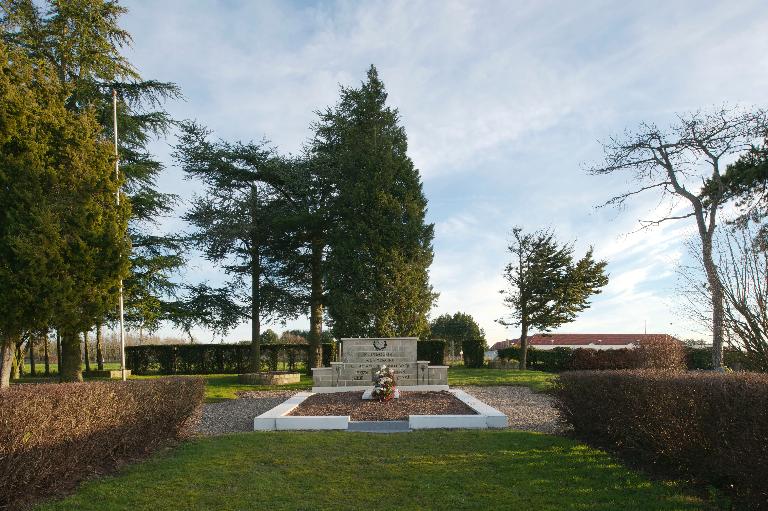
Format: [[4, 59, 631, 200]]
[[35, 430, 703, 511], [447, 367, 556, 391], [13, 366, 555, 402]]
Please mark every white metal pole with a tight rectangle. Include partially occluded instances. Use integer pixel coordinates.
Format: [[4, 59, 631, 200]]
[[113, 89, 126, 382]]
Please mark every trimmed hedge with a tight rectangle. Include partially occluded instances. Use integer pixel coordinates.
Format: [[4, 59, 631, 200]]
[[126, 342, 337, 375], [0, 378, 204, 510], [417, 339, 446, 365], [497, 338, 686, 372], [553, 370, 768, 508], [462, 339, 485, 368], [685, 347, 759, 371]]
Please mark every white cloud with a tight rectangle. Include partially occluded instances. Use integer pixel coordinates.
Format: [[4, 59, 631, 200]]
[[117, 0, 767, 343]]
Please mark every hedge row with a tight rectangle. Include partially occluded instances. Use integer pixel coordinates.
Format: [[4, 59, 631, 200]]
[[497, 339, 686, 372], [553, 371, 768, 508], [126, 343, 338, 375], [417, 339, 446, 365], [461, 339, 485, 368], [685, 347, 759, 371], [0, 378, 204, 510]]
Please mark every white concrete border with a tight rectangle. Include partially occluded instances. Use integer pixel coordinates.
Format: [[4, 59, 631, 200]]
[[449, 389, 508, 429], [311, 384, 449, 393], [253, 388, 508, 431]]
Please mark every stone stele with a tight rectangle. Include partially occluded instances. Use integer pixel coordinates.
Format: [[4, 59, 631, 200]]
[[311, 337, 448, 390]]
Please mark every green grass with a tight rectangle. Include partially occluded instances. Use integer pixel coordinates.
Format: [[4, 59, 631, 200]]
[[447, 367, 556, 391], [13, 366, 555, 401], [35, 430, 703, 511]]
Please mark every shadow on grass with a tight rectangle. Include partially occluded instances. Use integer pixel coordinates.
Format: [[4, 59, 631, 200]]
[[36, 430, 705, 511]]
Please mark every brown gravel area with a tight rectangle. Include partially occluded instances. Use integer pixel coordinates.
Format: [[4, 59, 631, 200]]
[[289, 391, 477, 421], [456, 386, 567, 435]]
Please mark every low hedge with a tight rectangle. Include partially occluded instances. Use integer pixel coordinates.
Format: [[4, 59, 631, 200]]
[[417, 339, 446, 365], [553, 370, 768, 508], [0, 378, 204, 510], [126, 342, 337, 375], [497, 338, 686, 372]]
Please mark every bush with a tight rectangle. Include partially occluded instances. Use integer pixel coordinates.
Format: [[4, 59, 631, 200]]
[[127, 343, 337, 375], [461, 339, 485, 368], [417, 340, 446, 365], [553, 370, 768, 507], [686, 346, 760, 371], [497, 338, 685, 372], [0, 378, 204, 510]]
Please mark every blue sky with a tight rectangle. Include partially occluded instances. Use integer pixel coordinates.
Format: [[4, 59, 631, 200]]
[[119, 0, 768, 343]]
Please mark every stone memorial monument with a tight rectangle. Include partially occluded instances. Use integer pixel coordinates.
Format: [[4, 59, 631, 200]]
[[311, 337, 448, 391]]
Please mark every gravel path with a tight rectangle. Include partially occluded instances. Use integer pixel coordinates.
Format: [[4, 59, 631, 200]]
[[457, 386, 566, 435], [194, 391, 296, 436], [195, 386, 565, 436]]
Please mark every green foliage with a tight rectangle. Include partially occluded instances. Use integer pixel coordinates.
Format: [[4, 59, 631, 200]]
[[315, 66, 436, 339], [126, 343, 337, 375], [430, 312, 485, 357], [2, 0, 185, 337], [174, 123, 305, 368], [0, 40, 130, 383], [260, 329, 279, 344], [554, 370, 768, 508], [35, 431, 704, 511], [416, 339, 446, 365], [499, 227, 608, 369], [461, 339, 485, 368], [498, 346, 573, 372]]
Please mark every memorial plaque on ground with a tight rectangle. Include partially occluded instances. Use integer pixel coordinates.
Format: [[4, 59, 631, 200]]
[[311, 337, 448, 390]]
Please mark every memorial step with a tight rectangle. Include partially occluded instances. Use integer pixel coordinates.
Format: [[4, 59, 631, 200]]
[[347, 421, 411, 433]]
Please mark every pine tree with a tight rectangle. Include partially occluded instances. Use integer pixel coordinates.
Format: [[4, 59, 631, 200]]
[[174, 123, 304, 370], [499, 228, 608, 369], [313, 65, 436, 338], [2, 0, 184, 342], [0, 40, 129, 385]]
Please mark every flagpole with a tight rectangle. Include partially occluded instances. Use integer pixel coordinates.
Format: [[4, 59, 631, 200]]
[[113, 89, 126, 382]]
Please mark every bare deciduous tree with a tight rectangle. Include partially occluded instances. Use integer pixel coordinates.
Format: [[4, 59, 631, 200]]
[[588, 107, 767, 369], [680, 226, 768, 371]]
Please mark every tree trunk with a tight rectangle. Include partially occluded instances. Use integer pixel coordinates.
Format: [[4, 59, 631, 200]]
[[308, 236, 325, 371], [0, 335, 16, 388], [250, 246, 261, 373], [702, 236, 725, 369], [29, 336, 36, 376], [83, 331, 91, 373], [44, 331, 50, 376], [96, 324, 104, 371], [55, 331, 61, 374], [518, 322, 529, 370], [12, 342, 24, 379], [59, 330, 83, 382]]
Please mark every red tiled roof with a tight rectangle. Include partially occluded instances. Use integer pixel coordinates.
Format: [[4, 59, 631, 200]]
[[489, 334, 679, 350]]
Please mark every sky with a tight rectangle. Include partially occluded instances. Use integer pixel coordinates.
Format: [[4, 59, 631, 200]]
[[118, 0, 768, 344]]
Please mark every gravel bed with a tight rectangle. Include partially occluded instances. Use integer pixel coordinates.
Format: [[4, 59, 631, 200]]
[[289, 391, 477, 421], [194, 391, 296, 436], [457, 386, 567, 435], [194, 386, 566, 435]]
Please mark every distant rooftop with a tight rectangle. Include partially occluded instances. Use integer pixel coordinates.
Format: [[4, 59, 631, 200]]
[[488, 334, 679, 351]]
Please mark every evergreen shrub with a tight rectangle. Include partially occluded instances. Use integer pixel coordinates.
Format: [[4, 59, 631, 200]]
[[127, 343, 337, 375], [461, 339, 485, 368], [417, 339, 446, 365]]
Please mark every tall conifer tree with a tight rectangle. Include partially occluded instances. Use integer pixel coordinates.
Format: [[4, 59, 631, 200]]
[[313, 66, 436, 338]]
